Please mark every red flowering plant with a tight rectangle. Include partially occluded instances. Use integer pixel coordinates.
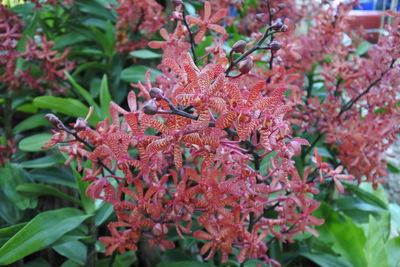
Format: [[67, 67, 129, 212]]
[[0, 3, 75, 167], [40, 1, 385, 265]]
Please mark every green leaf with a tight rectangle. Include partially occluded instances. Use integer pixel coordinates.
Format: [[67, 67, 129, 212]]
[[121, 65, 162, 83], [65, 72, 100, 114], [0, 189, 22, 224], [301, 253, 353, 267], [20, 154, 64, 168], [54, 32, 91, 50], [389, 204, 400, 234], [95, 202, 114, 226], [364, 215, 388, 267], [30, 167, 77, 189], [18, 133, 53, 152], [16, 183, 82, 207], [344, 183, 388, 209], [53, 241, 87, 265], [356, 41, 371, 56], [0, 223, 27, 246], [33, 96, 99, 125], [15, 103, 38, 113], [0, 165, 37, 210], [130, 49, 162, 59], [386, 236, 400, 267], [0, 208, 91, 265], [13, 113, 49, 134], [100, 74, 112, 118], [328, 216, 367, 267], [75, 0, 116, 21], [387, 162, 400, 173]]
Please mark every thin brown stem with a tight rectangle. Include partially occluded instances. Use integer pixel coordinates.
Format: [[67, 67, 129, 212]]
[[338, 58, 396, 118], [181, 4, 197, 62], [225, 26, 276, 76]]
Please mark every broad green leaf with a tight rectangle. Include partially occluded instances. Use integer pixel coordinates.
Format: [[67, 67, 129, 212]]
[[121, 65, 162, 83], [100, 74, 112, 118], [15, 103, 38, 113], [18, 133, 53, 152], [33, 96, 99, 125], [0, 189, 22, 224], [389, 204, 400, 234], [364, 216, 388, 267], [0, 223, 27, 246], [386, 236, 400, 267], [13, 113, 49, 134], [345, 183, 388, 209], [0, 208, 91, 265], [16, 183, 82, 207], [30, 167, 76, 189], [54, 32, 91, 49], [20, 154, 64, 168], [328, 216, 367, 267], [0, 165, 37, 210], [75, 0, 116, 21], [53, 241, 87, 265], [95, 201, 114, 226], [301, 253, 353, 267], [130, 49, 162, 59]]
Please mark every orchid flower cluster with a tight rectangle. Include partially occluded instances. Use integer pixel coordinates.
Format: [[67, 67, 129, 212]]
[[115, 0, 166, 53], [42, 1, 366, 265], [279, 3, 400, 188], [0, 4, 74, 93]]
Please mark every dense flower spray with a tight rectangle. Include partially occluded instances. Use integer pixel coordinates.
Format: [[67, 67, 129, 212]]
[[42, 1, 371, 265]]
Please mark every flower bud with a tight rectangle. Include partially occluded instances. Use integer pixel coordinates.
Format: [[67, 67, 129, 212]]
[[238, 58, 253, 75], [149, 87, 164, 100], [269, 41, 281, 51], [45, 114, 65, 130], [280, 24, 288, 32], [74, 117, 88, 132], [143, 99, 158, 115], [271, 18, 284, 31], [232, 40, 247, 54]]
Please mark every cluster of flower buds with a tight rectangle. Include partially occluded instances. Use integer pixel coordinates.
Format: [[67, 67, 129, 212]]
[[143, 88, 165, 115]]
